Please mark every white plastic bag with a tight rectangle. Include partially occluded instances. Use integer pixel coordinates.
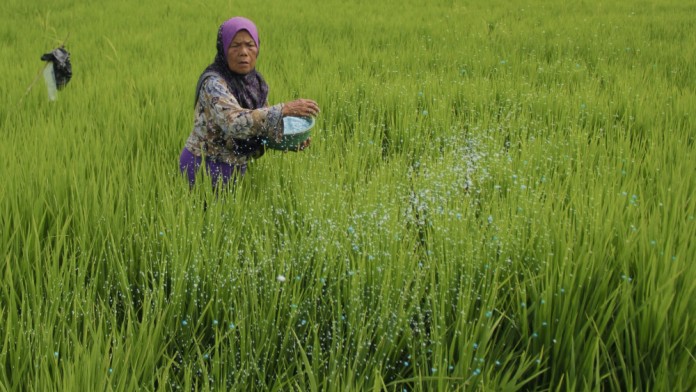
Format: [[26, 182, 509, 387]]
[[43, 63, 57, 101]]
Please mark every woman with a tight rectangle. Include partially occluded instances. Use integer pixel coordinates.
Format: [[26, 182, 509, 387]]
[[180, 16, 320, 187]]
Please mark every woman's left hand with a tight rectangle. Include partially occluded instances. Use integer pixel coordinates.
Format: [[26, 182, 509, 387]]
[[297, 137, 311, 152], [282, 137, 311, 153]]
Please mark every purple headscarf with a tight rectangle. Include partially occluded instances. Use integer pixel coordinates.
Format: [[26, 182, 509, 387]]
[[221, 17, 260, 57], [195, 17, 269, 110]]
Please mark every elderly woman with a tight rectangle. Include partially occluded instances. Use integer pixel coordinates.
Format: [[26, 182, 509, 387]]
[[180, 16, 320, 187]]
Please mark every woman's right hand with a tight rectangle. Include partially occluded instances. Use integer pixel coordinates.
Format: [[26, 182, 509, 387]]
[[282, 99, 320, 118]]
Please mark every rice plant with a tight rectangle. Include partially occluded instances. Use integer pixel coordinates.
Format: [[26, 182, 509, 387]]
[[1, 0, 694, 390]]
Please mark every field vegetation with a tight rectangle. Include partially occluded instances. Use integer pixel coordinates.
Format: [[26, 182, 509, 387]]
[[1, 0, 694, 390]]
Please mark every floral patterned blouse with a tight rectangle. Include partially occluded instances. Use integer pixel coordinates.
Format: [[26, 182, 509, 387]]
[[184, 74, 284, 165]]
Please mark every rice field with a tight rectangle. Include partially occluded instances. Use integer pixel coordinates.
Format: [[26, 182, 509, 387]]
[[1, 0, 695, 390]]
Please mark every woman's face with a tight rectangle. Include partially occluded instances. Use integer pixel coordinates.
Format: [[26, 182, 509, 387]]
[[226, 30, 258, 74]]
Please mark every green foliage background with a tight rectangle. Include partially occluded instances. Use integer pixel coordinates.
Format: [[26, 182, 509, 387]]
[[1, 0, 694, 390]]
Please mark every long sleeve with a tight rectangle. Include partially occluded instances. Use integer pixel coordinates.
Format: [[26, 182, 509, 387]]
[[184, 75, 284, 165], [200, 75, 283, 143]]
